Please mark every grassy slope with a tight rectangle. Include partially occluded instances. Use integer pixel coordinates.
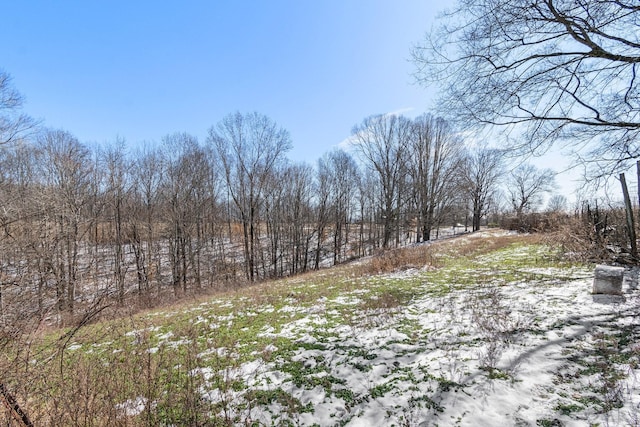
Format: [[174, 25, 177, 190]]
[[2, 231, 639, 426]]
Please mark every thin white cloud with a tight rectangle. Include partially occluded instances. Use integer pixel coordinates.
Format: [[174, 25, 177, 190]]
[[383, 107, 416, 118], [334, 107, 418, 152], [336, 134, 358, 152]]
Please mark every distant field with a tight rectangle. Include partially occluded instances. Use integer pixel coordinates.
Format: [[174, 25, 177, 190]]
[[2, 230, 639, 426]]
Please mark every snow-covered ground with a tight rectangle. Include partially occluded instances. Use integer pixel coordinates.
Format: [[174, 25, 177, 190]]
[[101, 235, 640, 425]]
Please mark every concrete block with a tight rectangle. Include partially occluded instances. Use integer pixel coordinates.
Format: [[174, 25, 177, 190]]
[[592, 265, 624, 295]]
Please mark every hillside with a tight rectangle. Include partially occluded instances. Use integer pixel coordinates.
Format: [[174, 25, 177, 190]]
[[2, 230, 639, 426]]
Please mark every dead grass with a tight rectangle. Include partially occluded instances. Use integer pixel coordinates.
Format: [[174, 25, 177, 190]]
[[365, 246, 439, 275], [440, 232, 544, 259], [353, 231, 544, 276]]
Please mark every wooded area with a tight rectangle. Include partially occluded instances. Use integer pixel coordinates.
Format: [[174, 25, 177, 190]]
[[0, 107, 516, 328]]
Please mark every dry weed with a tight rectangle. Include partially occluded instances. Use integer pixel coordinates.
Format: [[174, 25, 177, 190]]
[[354, 232, 544, 277], [355, 245, 438, 276]]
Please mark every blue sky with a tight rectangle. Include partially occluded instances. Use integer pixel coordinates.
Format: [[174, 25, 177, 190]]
[[1, 1, 440, 163]]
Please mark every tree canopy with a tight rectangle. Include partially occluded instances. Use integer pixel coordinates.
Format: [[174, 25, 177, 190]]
[[413, 0, 640, 174], [0, 70, 36, 145]]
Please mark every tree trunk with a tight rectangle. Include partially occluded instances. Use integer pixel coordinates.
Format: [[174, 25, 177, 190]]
[[620, 173, 637, 259], [636, 161, 640, 227]]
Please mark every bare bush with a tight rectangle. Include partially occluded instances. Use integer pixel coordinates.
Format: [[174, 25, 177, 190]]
[[359, 246, 439, 276], [549, 205, 632, 263]]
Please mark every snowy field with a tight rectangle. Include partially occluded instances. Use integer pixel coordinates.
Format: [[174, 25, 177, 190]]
[[55, 232, 640, 426]]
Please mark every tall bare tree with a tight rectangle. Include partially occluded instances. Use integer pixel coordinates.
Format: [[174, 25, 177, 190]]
[[208, 112, 291, 281], [264, 163, 315, 276], [409, 115, 464, 241], [36, 129, 94, 313], [0, 142, 44, 325], [284, 164, 315, 274], [509, 164, 556, 217], [546, 194, 568, 213], [100, 140, 130, 304], [314, 157, 332, 269], [160, 133, 211, 293], [351, 114, 412, 248], [460, 148, 504, 232], [318, 150, 360, 262], [355, 172, 379, 255], [413, 0, 640, 174], [0, 71, 37, 146], [131, 145, 164, 292]]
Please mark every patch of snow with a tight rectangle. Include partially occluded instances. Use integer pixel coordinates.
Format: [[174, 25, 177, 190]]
[[278, 305, 306, 314], [115, 396, 147, 417], [257, 325, 276, 338], [381, 268, 422, 280], [156, 331, 173, 341], [332, 295, 361, 305], [126, 241, 639, 426], [263, 344, 278, 353]]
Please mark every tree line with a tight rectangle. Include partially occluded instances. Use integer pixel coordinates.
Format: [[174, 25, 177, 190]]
[[0, 72, 560, 326]]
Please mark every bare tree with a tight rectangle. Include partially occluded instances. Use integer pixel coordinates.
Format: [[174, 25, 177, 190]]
[[0, 142, 45, 326], [283, 164, 315, 274], [459, 148, 504, 232], [160, 133, 211, 293], [100, 140, 130, 304], [263, 166, 287, 277], [351, 114, 412, 248], [208, 112, 291, 281], [0, 71, 37, 145], [264, 163, 315, 276], [509, 164, 556, 217], [318, 150, 360, 262], [356, 172, 379, 255], [546, 194, 568, 213], [409, 114, 464, 241], [36, 129, 94, 314], [314, 157, 332, 269], [131, 145, 164, 292], [413, 1, 640, 174]]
